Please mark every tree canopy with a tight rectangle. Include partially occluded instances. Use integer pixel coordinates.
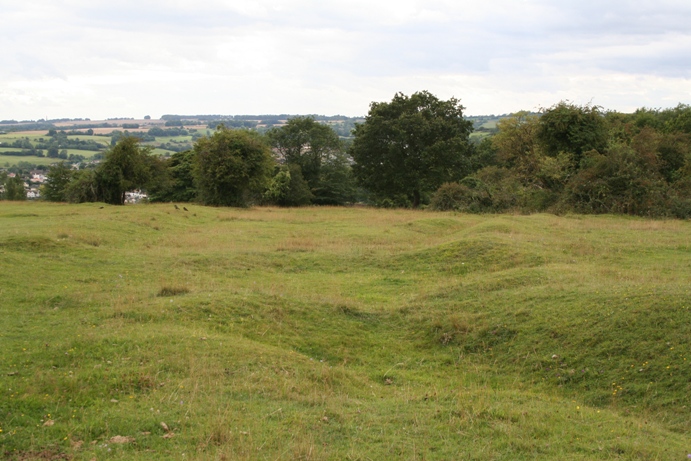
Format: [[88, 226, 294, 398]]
[[42, 162, 74, 202], [2, 175, 26, 201], [266, 116, 355, 205], [431, 101, 691, 218], [267, 116, 342, 186], [96, 136, 165, 205], [193, 127, 274, 207], [350, 91, 474, 207]]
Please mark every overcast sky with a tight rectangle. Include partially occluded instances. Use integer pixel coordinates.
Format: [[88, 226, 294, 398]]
[[2, 0, 691, 120]]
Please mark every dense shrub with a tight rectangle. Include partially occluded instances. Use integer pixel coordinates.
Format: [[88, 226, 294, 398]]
[[263, 164, 313, 207]]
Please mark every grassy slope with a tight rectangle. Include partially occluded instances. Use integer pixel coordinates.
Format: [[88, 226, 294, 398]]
[[0, 203, 690, 460]]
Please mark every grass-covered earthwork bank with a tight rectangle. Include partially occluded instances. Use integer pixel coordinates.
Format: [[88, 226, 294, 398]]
[[1, 203, 690, 459]]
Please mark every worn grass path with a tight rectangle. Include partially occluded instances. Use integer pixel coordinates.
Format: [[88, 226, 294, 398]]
[[1, 202, 690, 460]]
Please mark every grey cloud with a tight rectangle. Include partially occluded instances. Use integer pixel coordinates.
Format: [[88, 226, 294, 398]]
[[2, 0, 691, 119]]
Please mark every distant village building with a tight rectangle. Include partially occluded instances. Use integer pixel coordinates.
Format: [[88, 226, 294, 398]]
[[30, 170, 47, 183], [124, 190, 148, 204]]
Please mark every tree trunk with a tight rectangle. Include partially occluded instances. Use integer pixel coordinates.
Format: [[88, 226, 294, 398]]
[[412, 190, 420, 208]]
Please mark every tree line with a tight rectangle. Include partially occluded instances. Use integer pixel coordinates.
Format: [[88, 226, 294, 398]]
[[22, 91, 691, 218], [430, 102, 691, 218], [38, 118, 356, 206]]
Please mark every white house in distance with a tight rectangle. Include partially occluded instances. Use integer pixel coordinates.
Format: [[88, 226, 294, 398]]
[[30, 170, 47, 183], [125, 190, 148, 204]]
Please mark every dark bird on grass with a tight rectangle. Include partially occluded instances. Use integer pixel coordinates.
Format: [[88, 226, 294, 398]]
[[174, 204, 179, 210], [99, 206, 104, 209], [183, 207, 188, 211]]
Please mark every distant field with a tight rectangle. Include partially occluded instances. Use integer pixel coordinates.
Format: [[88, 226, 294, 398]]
[[470, 131, 491, 141], [0, 154, 56, 166], [0, 150, 99, 167], [151, 148, 176, 156], [0, 133, 50, 142], [0, 147, 32, 153], [155, 135, 194, 143], [479, 120, 499, 129], [1, 204, 690, 460], [66, 135, 110, 146]]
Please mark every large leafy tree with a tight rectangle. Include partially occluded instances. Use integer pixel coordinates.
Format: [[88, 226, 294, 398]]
[[267, 116, 355, 204], [193, 127, 274, 207], [350, 91, 474, 207]]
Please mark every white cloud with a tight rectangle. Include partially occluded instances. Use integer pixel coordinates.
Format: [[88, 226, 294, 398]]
[[1, 0, 690, 119]]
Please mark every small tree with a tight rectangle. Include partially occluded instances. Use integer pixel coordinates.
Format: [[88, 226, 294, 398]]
[[264, 164, 313, 207], [538, 101, 608, 168], [193, 128, 274, 207], [148, 150, 197, 203], [96, 136, 165, 205], [267, 117, 342, 185], [42, 162, 73, 202], [267, 116, 356, 204], [64, 170, 99, 203], [4, 175, 27, 201]]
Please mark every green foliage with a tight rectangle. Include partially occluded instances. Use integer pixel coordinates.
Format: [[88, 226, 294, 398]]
[[96, 136, 165, 205], [538, 102, 608, 167], [41, 162, 73, 202], [564, 146, 667, 215], [147, 150, 197, 203], [311, 151, 357, 205], [430, 176, 503, 212], [492, 112, 543, 185], [267, 116, 356, 205], [351, 91, 474, 207], [478, 103, 691, 217], [471, 166, 524, 211], [193, 128, 274, 207], [662, 103, 691, 134], [64, 169, 99, 203], [267, 116, 342, 186], [263, 164, 313, 206], [469, 136, 499, 171], [3, 175, 26, 200]]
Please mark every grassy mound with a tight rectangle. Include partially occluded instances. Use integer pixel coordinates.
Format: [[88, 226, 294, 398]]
[[0, 203, 690, 459]]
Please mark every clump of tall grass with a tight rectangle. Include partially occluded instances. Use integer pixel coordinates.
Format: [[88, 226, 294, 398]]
[[157, 286, 190, 297]]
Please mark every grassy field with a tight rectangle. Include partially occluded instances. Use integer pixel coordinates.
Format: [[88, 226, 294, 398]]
[[0, 152, 99, 168], [151, 148, 177, 156], [0, 155, 57, 167], [0, 134, 50, 142], [469, 132, 491, 141], [0, 203, 690, 460], [66, 136, 110, 147]]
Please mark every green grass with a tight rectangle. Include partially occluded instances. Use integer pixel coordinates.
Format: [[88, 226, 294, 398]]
[[0, 133, 49, 142], [0, 155, 58, 166], [0, 204, 690, 460], [154, 136, 194, 143], [0, 151, 99, 167], [65, 136, 109, 147], [470, 131, 491, 141], [479, 120, 499, 130], [151, 148, 176, 156]]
